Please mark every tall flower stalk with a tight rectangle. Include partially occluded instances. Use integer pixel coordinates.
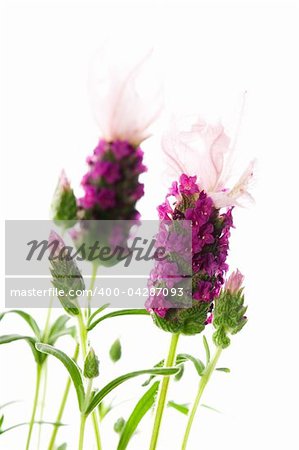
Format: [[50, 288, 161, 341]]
[[182, 270, 247, 449], [48, 46, 163, 449], [147, 117, 254, 449]]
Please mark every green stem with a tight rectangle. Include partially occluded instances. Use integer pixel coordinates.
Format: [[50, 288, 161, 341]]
[[37, 362, 48, 449], [149, 333, 180, 450], [77, 309, 102, 450], [25, 364, 43, 450], [87, 263, 98, 318], [91, 409, 102, 450], [78, 414, 87, 450], [181, 346, 223, 450], [47, 345, 79, 450]]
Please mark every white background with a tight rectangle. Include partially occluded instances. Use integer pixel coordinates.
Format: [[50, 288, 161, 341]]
[[1, 1, 299, 450]]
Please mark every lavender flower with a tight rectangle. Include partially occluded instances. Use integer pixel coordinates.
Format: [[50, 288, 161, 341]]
[[146, 174, 233, 335], [78, 140, 146, 220]]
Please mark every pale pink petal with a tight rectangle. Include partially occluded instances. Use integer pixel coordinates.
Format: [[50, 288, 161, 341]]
[[89, 44, 163, 145]]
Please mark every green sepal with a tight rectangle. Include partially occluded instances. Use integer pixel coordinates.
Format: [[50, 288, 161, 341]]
[[152, 301, 209, 336]]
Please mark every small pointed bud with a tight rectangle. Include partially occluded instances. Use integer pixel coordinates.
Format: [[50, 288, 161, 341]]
[[52, 170, 77, 228], [212, 273, 247, 349], [225, 269, 244, 293], [49, 230, 84, 316], [109, 338, 122, 362], [83, 347, 99, 379]]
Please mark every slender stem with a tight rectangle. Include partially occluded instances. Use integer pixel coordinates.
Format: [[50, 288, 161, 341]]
[[86, 263, 98, 318], [25, 364, 43, 450], [37, 362, 48, 449], [149, 333, 180, 450], [47, 345, 79, 450], [181, 346, 223, 450], [91, 409, 102, 450], [77, 311, 88, 359], [77, 309, 102, 449], [78, 414, 87, 450]]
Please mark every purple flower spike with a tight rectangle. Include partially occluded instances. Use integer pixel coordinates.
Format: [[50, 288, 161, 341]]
[[78, 139, 147, 220], [146, 174, 234, 336]]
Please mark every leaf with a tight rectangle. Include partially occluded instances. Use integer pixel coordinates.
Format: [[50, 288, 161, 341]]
[[0, 334, 42, 365], [0, 401, 20, 411], [167, 400, 189, 415], [203, 335, 210, 365], [48, 326, 76, 345], [98, 401, 113, 421], [0, 414, 4, 428], [142, 353, 203, 387], [57, 444, 67, 450], [109, 339, 122, 362], [117, 382, 159, 450], [176, 353, 205, 376], [35, 343, 85, 411], [201, 404, 222, 414], [87, 304, 110, 328], [0, 310, 41, 339], [48, 315, 70, 340], [0, 420, 66, 435], [216, 367, 230, 373], [85, 367, 179, 415], [174, 363, 184, 381], [87, 309, 149, 332]]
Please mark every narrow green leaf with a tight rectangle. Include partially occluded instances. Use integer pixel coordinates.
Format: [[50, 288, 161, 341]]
[[167, 400, 189, 415], [48, 315, 70, 340], [57, 444, 67, 450], [0, 420, 66, 435], [35, 343, 85, 411], [201, 404, 222, 414], [203, 335, 210, 365], [0, 310, 41, 339], [87, 309, 149, 332], [177, 353, 205, 376], [109, 339, 122, 362], [85, 367, 179, 415], [0, 401, 20, 411], [48, 326, 76, 345], [117, 382, 159, 450], [0, 334, 42, 365], [216, 367, 230, 373], [87, 303, 110, 328], [98, 401, 113, 421], [0, 414, 4, 428]]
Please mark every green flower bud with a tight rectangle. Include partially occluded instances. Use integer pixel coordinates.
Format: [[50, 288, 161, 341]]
[[52, 170, 77, 229], [49, 230, 84, 316], [213, 287, 247, 349], [83, 347, 99, 379], [109, 338, 122, 362], [113, 417, 125, 434]]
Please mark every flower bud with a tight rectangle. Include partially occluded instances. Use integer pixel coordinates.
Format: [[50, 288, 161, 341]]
[[83, 347, 99, 379], [225, 269, 244, 293], [109, 338, 122, 362], [52, 170, 77, 228], [212, 276, 247, 348], [49, 230, 84, 316]]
